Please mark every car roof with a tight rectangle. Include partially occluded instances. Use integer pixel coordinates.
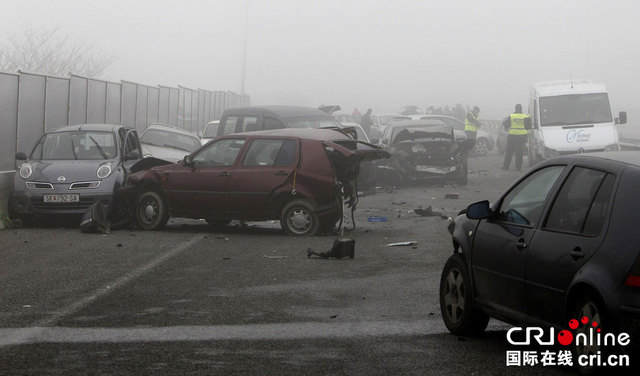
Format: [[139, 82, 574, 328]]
[[222, 128, 350, 141], [562, 152, 640, 168], [49, 124, 129, 133], [387, 119, 450, 128], [143, 123, 199, 138], [221, 105, 332, 119]]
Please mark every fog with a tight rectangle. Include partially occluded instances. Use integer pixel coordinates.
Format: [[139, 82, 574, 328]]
[[1, 0, 639, 119]]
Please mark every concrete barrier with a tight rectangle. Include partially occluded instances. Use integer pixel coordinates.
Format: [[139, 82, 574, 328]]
[[0, 171, 14, 230]]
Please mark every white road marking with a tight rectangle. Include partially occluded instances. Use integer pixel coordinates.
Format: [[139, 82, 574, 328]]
[[0, 320, 444, 346], [0, 235, 205, 348]]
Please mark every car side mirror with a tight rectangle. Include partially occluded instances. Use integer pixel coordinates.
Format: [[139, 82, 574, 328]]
[[125, 150, 140, 161], [616, 111, 627, 125], [184, 155, 194, 168], [15, 152, 27, 161], [466, 200, 491, 219]]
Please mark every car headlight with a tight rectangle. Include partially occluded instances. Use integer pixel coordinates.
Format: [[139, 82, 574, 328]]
[[97, 163, 112, 179], [604, 144, 620, 152], [19, 163, 32, 179]]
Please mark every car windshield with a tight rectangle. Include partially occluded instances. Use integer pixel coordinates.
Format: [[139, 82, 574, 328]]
[[539, 93, 613, 126], [285, 116, 343, 129], [30, 131, 117, 160], [141, 129, 201, 152]]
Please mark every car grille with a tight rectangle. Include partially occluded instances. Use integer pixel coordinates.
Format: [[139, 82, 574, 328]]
[[30, 197, 97, 211]]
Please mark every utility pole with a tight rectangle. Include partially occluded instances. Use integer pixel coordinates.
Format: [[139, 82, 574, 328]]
[[240, 0, 249, 95]]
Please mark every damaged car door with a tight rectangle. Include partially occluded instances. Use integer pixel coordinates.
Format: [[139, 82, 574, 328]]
[[164, 138, 246, 217], [226, 138, 299, 217]]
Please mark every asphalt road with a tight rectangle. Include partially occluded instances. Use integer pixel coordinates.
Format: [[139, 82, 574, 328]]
[[0, 154, 585, 375]]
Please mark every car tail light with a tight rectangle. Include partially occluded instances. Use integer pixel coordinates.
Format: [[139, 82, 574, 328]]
[[624, 256, 640, 287]]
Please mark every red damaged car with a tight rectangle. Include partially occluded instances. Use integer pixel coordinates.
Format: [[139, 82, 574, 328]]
[[120, 128, 388, 235]]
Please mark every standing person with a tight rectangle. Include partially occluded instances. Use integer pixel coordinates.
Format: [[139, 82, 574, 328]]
[[464, 105, 482, 149], [352, 107, 362, 123], [502, 104, 530, 171], [360, 108, 373, 137]]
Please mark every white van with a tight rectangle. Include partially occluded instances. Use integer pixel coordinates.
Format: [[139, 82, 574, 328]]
[[528, 79, 627, 162]]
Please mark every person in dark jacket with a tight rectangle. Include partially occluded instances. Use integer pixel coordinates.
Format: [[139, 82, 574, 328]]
[[360, 108, 373, 137]]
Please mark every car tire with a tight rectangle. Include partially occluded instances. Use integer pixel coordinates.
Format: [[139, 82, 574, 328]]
[[571, 295, 607, 375], [440, 253, 489, 336], [474, 138, 489, 156], [205, 218, 231, 227], [280, 199, 320, 236], [135, 191, 169, 230]]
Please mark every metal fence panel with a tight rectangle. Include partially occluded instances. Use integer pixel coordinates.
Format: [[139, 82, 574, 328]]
[[17, 74, 46, 155], [169, 87, 179, 126], [135, 85, 148, 132], [106, 82, 121, 124], [191, 89, 200, 134], [147, 87, 159, 125], [0, 73, 19, 171], [68, 76, 88, 125], [87, 79, 107, 123], [121, 82, 137, 127], [44, 76, 69, 132], [158, 87, 170, 124]]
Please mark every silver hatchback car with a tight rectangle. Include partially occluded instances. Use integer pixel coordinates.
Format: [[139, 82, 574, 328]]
[[10, 124, 142, 222]]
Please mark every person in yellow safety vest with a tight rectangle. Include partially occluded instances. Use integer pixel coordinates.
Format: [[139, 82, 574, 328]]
[[464, 106, 482, 150], [502, 103, 531, 171]]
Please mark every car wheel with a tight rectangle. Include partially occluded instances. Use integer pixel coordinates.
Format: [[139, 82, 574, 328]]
[[205, 218, 231, 227], [280, 199, 320, 236], [135, 191, 169, 230], [440, 254, 489, 336], [571, 295, 606, 375], [474, 138, 489, 156]]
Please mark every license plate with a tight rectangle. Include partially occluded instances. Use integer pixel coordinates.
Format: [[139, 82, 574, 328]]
[[43, 194, 80, 203]]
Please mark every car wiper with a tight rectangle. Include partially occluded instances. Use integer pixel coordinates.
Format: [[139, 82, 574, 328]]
[[564, 120, 595, 125], [542, 121, 568, 126], [88, 136, 109, 159], [70, 137, 78, 160]]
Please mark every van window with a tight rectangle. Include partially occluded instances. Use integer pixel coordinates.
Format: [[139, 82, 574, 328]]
[[221, 116, 239, 135], [539, 93, 612, 126], [241, 116, 259, 132], [264, 117, 285, 130]]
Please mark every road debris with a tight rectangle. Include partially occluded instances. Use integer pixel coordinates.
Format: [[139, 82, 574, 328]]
[[263, 255, 287, 259], [386, 241, 418, 247], [367, 216, 387, 222], [307, 237, 355, 259], [444, 193, 460, 199]]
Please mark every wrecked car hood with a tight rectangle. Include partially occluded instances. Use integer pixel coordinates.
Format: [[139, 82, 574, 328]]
[[391, 125, 455, 145], [130, 157, 174, 173], [326, 139, 391, 161]]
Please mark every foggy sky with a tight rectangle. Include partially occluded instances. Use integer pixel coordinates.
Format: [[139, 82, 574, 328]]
[[1, 0, 639, 119]]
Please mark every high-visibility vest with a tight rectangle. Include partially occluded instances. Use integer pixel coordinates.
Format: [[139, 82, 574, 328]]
[[465, 112, 479, 132], [509, 113, 529, 135]]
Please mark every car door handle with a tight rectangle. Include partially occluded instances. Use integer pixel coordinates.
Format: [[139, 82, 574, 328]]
[[571, 247, 585, 260], [515, 239, 528, 249], [275, 170, 288, 176], [219, 171, 231, 177]]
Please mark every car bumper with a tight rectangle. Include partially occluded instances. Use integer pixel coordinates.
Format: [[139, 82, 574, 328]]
[[11, 190, 115, 215]]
